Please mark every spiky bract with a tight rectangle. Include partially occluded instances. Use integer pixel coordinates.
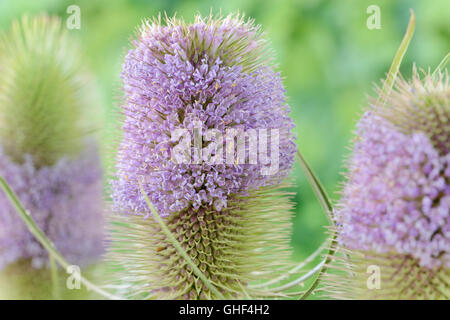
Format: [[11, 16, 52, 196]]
[[325, 70, 450, 299], [109, 14, 297, 299], [376, 69, 449, 155]]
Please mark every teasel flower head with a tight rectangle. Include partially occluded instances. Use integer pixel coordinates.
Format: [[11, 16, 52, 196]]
[[109, 13, 297, 299], [325, 69, 450, 299], [0, 16, 104, 270]]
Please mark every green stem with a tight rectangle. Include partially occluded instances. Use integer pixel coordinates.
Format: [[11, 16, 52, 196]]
[[49, 255, 61, 299], [378, 9, 416, 104], [138, 181, 225, 300], [0, 176, 122, 300]]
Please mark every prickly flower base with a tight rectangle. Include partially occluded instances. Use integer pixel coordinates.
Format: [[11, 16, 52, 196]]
[[324, 247, 450, 299], [109, 184, 294, 299]]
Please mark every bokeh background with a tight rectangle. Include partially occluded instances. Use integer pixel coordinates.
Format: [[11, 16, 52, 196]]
[[0, 0, 448, 297]]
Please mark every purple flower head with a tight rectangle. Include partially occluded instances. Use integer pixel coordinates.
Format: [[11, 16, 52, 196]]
[[109, 14, 297, 299], [0, 143, 104, 269], [336, 71, 450, 270], [112, 14, 296, 218]]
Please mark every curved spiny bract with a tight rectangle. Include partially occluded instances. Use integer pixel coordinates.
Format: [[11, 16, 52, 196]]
[[324, 69, 449, 300], [375, 70, 449, 155], [109, 13, 297, 299]]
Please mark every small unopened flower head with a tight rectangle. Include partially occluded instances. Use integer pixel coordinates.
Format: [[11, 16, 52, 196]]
[[0, 16, 104, 269], [0, 15, 92, 166], [110, 14, 297, 299], [326, 70, 449, 299]]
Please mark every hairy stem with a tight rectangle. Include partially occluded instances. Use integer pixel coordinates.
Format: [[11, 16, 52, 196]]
[[271, 259, 325, 292]]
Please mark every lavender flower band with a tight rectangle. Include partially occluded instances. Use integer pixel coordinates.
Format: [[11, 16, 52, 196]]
[[0, 143, 104, 269], [112, 17, 297, 218]]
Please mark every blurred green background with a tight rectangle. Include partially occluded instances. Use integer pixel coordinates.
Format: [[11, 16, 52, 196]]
[[0, 0, 448, 287]]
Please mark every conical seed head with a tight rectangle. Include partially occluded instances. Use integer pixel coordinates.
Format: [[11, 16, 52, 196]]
[[109, 13, 297, 299], [0, 15, 89, 167]]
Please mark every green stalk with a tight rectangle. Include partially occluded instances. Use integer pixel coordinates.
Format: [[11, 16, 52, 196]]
[[0, 176, 121, 300], [271, 258, 325, 292], [295, 148, 337, 299], [138, 181, 225, 300], [296, 150, 334, 222], [49, 255, 61, 299]]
